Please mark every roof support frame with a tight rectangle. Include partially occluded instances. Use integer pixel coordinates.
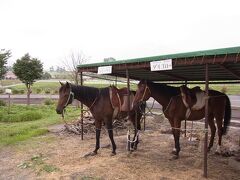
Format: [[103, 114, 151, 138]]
[[218, 64, 240, 79]]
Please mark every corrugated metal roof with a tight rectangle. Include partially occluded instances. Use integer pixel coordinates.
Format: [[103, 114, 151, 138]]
[[77, 46, 240, 82], [78, 46, 240, 68]]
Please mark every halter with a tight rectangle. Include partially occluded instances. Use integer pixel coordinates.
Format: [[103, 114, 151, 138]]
[[63, 86, 74, 108], [140, 85, 151, 102]]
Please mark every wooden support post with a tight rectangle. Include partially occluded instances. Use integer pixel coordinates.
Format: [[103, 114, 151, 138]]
[[203, 64, 209, 178], [143, 101, 146, 131], [184, 80, 187, 137], [80, 72, 84, 140], [115, 76, 117, 87], [126, 69, 131, 151]]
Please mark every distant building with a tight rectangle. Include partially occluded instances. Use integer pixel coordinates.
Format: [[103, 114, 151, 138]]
[[104, 57, 116, 63], [4, 71, 17, 80]]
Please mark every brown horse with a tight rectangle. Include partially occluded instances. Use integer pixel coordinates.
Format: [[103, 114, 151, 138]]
[[56, 82, 145, 156], [132, 80, 231, 158]]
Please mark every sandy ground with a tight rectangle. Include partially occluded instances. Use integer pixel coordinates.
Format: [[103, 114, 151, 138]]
[[0, 116, 239, 180]]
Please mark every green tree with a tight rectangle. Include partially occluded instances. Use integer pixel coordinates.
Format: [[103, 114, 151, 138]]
[[41, 72, 52, 79], [13, 53, 43, 105], [0, 49, 11, 81]]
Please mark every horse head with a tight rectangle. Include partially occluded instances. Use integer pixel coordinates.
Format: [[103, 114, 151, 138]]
[[132, 80, 151, 109], [56, 81, 74, 114]]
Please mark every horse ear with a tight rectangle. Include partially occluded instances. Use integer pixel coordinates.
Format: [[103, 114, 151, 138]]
[[66, 82, 70, 88], [59, 81, 64, 86]]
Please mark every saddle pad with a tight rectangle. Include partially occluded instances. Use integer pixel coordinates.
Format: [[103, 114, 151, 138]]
[[109, 87, 134, 112], [192, 91, 205, 110], [121, 94, 134, 111]]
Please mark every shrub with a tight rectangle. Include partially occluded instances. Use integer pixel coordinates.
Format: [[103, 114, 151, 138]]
[[36, 88, 42, 94], [44, 98, 55, 105], [0, 111, 43, 122], [44, 88, 51, 94], [0, 100, 6, 106], [0, 88, 4, 94], [53, 89, 59, 94], [12, 89, 19, 94], [221, 86, 228, 93], [19, 89, 25, 94]]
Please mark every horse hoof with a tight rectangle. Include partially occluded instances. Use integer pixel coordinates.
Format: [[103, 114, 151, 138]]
[[169, 155, 179, 160], [110, 152, 116, 156], [171, 150, 177, 155], [83, 151, 97, 157]]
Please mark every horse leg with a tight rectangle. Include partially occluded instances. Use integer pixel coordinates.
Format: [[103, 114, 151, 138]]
[[172, 119, 181, 159], [131, 111, 141, 150], [215, 116, 224, 154], [168, 119, 177, 154], [106, 120, 117, 156], [92, 120, 102, 155], [132, 128, 139, 150], [207, 114, 216, 152], [84, 122, 101, 157]]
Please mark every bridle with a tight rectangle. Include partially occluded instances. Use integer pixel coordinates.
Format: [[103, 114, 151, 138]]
[[140, 84, 151, 102], [63, 85, 74, 109]]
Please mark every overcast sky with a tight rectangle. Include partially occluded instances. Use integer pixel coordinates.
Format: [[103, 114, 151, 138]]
[[1, 0, 240, 70]]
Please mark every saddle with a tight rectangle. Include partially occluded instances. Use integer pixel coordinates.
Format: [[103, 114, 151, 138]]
[[180, 85, 205, 119], [109, 86, 134, 118]]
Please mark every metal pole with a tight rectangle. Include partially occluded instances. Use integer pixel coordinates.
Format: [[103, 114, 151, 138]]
[[184, 80, 187, 137], [126, 69, 131, 151], [115, 76, 117, 87], [143, 101, 146, 131], [80, 72, 84, 140], [203, 64, 209, 178], [8, 94, 10, 114]]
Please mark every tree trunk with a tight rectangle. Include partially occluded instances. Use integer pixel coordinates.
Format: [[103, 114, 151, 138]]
[[27, 86, 31, 105]]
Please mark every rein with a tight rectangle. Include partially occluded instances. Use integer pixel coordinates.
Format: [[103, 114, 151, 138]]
[[140, 85, 151, 102], [88, 89, 100, 110]]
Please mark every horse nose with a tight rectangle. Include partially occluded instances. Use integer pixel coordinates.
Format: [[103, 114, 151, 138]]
[[56, 108, 62, 114]]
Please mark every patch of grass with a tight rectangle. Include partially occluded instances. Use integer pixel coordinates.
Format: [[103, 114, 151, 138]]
[[41, 164, 59, 173], [43, 98, 55, 105], [0, 104, 80, 147], [1, 79, 21, 86], [11, 81, 138, 94], [0, 100, 6, 106], [0, 111, 43, 122], [18, 153, 59, 175]]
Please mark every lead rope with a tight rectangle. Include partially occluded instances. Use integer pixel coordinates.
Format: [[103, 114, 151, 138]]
[[61, 109, 69, 125]]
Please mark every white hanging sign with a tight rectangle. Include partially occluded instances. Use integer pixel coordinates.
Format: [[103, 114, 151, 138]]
[[5, 89, 12, 94], [98, 66, 112, 74], [150, 59, 172, 71]]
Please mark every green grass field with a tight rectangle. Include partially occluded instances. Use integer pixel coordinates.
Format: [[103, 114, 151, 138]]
[[0, 104, 80, 147], [6, 81, 137, 94], [1, 80, 239, 95]]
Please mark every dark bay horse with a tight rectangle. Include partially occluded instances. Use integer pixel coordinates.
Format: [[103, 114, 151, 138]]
[[132, 80, 231, 158], [56, 82, 145, 156]]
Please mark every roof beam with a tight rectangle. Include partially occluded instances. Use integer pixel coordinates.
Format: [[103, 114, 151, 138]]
[[146, 69, 188, 81], [218, 64, 240, 79], [111, 72, 142, 80]]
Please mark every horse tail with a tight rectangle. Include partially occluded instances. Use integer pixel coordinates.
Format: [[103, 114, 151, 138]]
[[222, 95, 231, 135]]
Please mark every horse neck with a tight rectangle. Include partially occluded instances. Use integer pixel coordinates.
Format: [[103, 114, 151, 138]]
[[71, 85, 99, 108], [149, 83, 180, 108]]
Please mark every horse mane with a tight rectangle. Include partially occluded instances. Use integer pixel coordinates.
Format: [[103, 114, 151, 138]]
[[146, 80, 180, 96], [71, 84, 109, 100]]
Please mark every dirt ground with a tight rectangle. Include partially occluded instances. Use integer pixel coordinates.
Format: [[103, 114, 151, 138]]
[[0, 115, 239, 180]]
